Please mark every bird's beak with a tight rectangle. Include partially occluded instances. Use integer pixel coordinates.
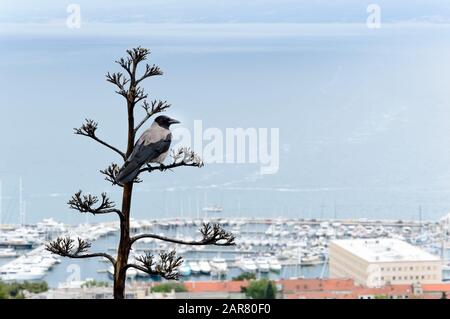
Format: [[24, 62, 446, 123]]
[[169, 118, 180, 124]]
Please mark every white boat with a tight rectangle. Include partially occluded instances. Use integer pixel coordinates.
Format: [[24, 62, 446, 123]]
[[0, 267, 46, 281], [0, 238, 34, 249], [108, 266, 137, 279], [0, 248, 17, 258], [325, 228, 335, 237], [268, 257, 282, 272], [198, 260, 211, 274], [301, 253, 321, 266], [255, 257, 270, 273], [202, 205, 223, 213], [179, 263, 192, 277], [238, 258, 257, 272], [210, 257, 228, 275], [40, 256, 59, 268], [189, 261, 201, 274]]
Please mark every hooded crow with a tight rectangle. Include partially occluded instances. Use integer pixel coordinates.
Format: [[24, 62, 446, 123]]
[[115, 115, 180, 185]]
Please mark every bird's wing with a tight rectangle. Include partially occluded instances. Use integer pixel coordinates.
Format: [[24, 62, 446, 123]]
[[115, 130, 172, 185], [129, 132, 172, 165]]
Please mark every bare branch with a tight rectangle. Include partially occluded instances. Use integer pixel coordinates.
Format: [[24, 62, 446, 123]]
[[115, 58, 132, 77], [100, 163, 121, 185], [105, 72, 129, 98], [134, 100, 171, 133], [68, 190, 123, 218], [115, 47, 151, 77], [100, 163, 142, 186], [74, 119, 126, 160], [127, 47, 151, 66], [138, 147, 204, 175], [126, 250, 182, 280], [46, 237, 116, 265], [136, 63, 163, 84], [131, 222, 235, 246], [199, 223, 236, 245], [109, 47, 161, 110], [132, 86, 148, 104]]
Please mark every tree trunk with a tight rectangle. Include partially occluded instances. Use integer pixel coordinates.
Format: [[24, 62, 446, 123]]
[[114, 98, 135, 299], [113, 183, 133, 299]]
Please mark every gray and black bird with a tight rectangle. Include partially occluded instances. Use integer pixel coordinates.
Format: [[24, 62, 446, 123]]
[[115, 115, 180, 185]]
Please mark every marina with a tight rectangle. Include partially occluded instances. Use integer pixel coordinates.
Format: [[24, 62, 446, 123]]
[[0, 215, 449, 287]]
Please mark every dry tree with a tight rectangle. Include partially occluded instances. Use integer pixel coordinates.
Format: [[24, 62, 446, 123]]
[[46, 47, 235, 299]]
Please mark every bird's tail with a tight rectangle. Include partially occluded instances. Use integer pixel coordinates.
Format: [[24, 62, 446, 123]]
[[115, 161, 141, 186]]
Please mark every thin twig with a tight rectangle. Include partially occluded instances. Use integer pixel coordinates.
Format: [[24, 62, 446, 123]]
[[134, 100, 171, 133], [68, 191, 123, 219], [74, 119, 126, 160], [130, 223, 235, 246], [124, 251, 182, 280], [46, 237, 116, 265], [138, 147, 203, 175]]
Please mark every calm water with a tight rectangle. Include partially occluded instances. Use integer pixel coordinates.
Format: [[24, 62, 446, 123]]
[[2, 24, 450, 225], [3, 187, 450, 226]]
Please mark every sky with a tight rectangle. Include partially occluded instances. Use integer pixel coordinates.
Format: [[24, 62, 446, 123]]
[[1, 1, 450, 223], [2, 0, 450, 24]]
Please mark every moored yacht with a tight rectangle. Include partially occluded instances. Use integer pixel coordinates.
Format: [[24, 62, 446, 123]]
[[202, 205, 223, 213], [0, 248, 17, 258], [238, 257, 257, 272], [108, 266, 137, 279], [198, 260, 211, 274], [188, 261, 201, 274], [179, 263, 192, 277], [268, 257, 282, 272], [0, 266, 46, 281], [210, 257, 228, 275], [255, 257, 270, 273], [301, 253, 321, 266]]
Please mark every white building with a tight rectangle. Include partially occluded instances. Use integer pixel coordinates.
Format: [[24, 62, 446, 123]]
[[329, 238, 442, 288]]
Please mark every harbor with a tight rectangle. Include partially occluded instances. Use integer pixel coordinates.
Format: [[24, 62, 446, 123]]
[[0, 215, 449, 287]]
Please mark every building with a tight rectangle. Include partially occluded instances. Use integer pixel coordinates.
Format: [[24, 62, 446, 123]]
[[329, 238, 442, 287], [281, 278, 414, 299], [28, 278, 450, 299]]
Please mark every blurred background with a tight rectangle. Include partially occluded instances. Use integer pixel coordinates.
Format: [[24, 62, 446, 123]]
[[1, 1, 450, 224]]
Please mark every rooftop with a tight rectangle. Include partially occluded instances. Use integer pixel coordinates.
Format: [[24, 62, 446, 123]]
[[184, 280, 248, 293], [331, 238, 441, 263]]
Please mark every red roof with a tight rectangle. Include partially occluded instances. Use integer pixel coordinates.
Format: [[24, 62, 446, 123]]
[[184, 280, 248, 293], [421, 283, 450, 293], [179, 278, 448, 299], [281, 278, 355, 293], [285, 292, 357, 299], [322, 279, 355, 291]]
